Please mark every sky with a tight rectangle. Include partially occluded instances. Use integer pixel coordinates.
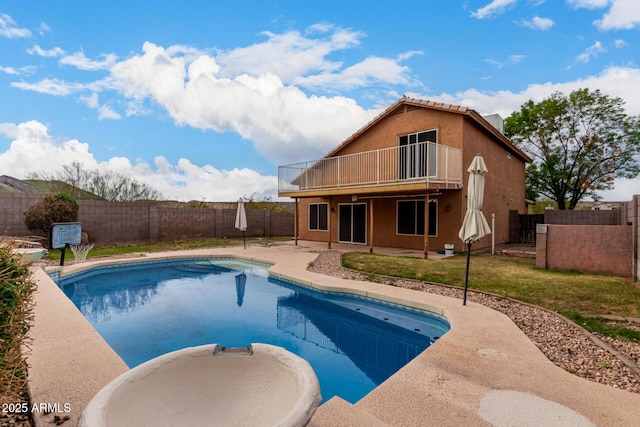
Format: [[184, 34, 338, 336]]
[[1, 0, 639, 202]]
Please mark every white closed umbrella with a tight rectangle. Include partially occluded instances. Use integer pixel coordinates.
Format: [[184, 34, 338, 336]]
[[235, 198, 247, 249], [458, 154, 491, 305]]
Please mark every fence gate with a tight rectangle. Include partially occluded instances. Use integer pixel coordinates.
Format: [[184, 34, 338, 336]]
[[510, 211, 544, 244]]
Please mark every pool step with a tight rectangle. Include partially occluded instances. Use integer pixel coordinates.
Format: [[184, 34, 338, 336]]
[[308, 396, 389, 427]]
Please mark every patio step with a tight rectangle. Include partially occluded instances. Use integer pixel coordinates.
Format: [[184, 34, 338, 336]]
[[308, 397, 389, 427]]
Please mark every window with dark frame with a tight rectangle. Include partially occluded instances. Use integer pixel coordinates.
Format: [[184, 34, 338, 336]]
[[397, 200, 437, 236], [398, 129, 438, 179], [309, 203, 328, 231]]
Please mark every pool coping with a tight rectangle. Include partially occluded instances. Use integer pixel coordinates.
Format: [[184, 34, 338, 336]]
[[27, 245, 640, 426]]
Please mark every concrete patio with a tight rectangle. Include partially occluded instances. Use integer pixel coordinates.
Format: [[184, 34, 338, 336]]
[[27, 242, 640, 426]]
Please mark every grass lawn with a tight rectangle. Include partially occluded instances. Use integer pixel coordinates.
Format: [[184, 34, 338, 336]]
[[342, 252, 640, 341]]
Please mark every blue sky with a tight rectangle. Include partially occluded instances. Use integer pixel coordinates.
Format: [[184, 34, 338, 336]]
[[1, 0, 639, 201]]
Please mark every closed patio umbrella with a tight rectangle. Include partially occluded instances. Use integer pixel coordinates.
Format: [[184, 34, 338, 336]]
[[458, 154, 491, 306], [235, 198, 247, 249]]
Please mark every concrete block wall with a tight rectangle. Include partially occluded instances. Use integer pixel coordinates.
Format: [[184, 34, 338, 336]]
[[0, 193, 46, 236], [270, 212, 295, 237], [544, 209, 621, 225], [0, 193, 294, 244], [78, 200, 152, 243], [536, 224, 633, 277], [158, 207, 217, 240]]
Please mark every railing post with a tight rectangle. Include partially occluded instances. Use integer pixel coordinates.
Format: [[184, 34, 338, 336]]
[[445, 148, 449, 186]]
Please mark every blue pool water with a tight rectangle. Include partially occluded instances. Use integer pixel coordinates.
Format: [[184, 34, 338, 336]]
[[56, 258, 450, 403]]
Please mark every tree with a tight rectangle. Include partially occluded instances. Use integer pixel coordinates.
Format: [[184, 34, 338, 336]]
[[504, 89, 640, 210], [28, 161, 163, 202], [23, 193, 79, 235]]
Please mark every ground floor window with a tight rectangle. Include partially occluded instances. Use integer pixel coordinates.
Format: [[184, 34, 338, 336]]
[[397, 200, 437, 236], [309, 203, 328, 231]]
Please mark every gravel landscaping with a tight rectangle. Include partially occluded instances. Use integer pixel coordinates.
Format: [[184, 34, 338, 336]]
[[307, 250, 640, 394]]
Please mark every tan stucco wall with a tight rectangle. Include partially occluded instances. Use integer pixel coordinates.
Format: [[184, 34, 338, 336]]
[[334, 106, 465, 156], [461, 118, 528, 250], [293, 104, 528, 253], [536, 224, 633, 277]]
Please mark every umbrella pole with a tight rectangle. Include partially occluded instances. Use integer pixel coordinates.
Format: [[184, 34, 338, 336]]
[[463, 241, 472, 305], [243, 231, 246, 249]]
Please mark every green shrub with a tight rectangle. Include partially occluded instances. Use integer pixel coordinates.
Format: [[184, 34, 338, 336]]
[[0, 244, 36, 405], [23, 192, 79, 235]]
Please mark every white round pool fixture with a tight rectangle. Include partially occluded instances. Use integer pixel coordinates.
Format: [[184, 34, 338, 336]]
[[78, 343, 322, 427]]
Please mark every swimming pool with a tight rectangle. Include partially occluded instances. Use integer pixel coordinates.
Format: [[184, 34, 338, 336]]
[[56, 257, 450, 404]]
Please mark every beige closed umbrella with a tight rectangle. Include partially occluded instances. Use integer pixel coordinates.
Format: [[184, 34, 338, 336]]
[[235, 198, 248, 249], [458, 154, 491, 305]]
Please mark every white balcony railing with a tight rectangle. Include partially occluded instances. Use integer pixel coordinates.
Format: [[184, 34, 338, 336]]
[[278, 141, 462, 194]]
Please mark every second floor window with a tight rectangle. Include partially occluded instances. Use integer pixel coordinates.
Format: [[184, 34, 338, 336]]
[[398, 129, 437, 179]]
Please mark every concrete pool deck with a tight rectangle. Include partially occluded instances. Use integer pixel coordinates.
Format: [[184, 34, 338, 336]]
[[28, 242, 640, 426]]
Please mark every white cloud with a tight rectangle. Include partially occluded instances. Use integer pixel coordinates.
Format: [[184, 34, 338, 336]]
[[79, 92, 99, 108], [216, 27, 362, 83], [59, 51, 118, 71], [79, 93, 121, 120], [471, 0, 519, 19], [294, 53, 419, 90], [28, 45, 118, 70], [430, 65, 640, 117], [0, 120, 278, 201], [596, 0, 640, 30], [485, 54, 526, 69], [98, 105, 121, 120], [38, 22, 50, 36], [104, 39, 380, 165], [569, 0, 640, 30], [519, 16, 555, 30], [0, 65, 36, 76], [28, 44, 65, 57], [614, 38, 627, 47], [576, 40, 605, 63], [11, 78, 85, 96], [0, 13, 31, 38], [567, 0, 609, 8], [0, 121, 95, 176]]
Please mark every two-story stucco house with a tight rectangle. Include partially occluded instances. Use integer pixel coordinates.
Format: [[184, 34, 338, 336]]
[[278, 96, 531, 255]]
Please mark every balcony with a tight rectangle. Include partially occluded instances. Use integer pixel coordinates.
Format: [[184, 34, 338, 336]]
[[278, 141, 463, 197]]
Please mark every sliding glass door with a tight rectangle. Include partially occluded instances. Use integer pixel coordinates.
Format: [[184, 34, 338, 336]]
[[339, 204, 366, 244]]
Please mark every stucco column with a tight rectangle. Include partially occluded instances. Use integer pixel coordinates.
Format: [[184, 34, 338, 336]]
[[536, 224, 548, 269], [369, 198, 374, 253], [294, 198, 298, 246], [327, 197, 332, 249]]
